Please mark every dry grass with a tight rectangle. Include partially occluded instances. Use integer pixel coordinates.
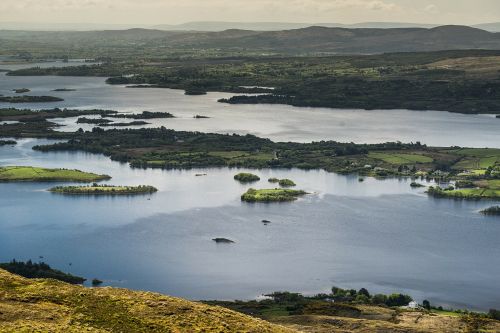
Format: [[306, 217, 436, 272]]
[[0, 269, 296, 333], [271, 306, 500, 333]]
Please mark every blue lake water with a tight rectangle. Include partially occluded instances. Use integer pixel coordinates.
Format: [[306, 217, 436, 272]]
[[0, 61, 500, 311], [0, 139, 499, 311]]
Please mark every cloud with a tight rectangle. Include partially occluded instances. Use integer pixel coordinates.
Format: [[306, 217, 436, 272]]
[[424, 4, 439, 14], [0, 0, 398, 12]]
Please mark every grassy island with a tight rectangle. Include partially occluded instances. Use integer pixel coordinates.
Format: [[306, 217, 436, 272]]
[[480, 206, 500, 216], [268, 177, 280, 183], [0, 166, 110, 182], [0, 95, 64, 103], [410, 182, 425, 188], [49, 184, 158, 195], [234, 173, 260, 183], [0, 140, 16, 146], [241, 188, 307, 202], [0, 260, 85, 284]]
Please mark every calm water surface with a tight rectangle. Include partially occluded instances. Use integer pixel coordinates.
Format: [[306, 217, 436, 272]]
[[0, 61, 499, 146], [1, 62, 500, 311], [0, 139, 499, 311]]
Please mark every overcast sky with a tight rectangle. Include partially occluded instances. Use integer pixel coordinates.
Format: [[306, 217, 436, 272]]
[[0, 0, 498, 25]]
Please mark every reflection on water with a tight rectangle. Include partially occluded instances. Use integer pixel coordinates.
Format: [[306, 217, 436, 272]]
[[1, 139, 499, 311], [0, 65, 499, 146]]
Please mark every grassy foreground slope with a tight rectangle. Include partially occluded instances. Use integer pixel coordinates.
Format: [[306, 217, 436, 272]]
[[0, 269, 295, 333]]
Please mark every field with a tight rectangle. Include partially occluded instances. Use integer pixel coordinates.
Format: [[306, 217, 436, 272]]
[[368, 152, 433, 164], [0, 166, 110, 182], [449, 148, 500, 170], [428, 180, 500, 200]]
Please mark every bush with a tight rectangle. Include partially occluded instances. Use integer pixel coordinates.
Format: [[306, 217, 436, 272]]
[[385, 293, 413, 307], [489, 309, 500, 320]]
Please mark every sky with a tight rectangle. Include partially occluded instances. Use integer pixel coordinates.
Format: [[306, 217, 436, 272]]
[[0, 0, 498, 26]]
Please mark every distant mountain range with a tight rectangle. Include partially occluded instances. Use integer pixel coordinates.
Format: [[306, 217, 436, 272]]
[[1, 25, 499, 55], [1, 21, 500, 32]]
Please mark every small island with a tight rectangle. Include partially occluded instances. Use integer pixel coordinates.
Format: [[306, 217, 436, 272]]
[[13, 88, 30, 94], [212, 238, 235, 244], [278, 179, 296, 187], [410, 182, 425, 188], [234, 173, 260, 183], [76, 117, 113, 124], [52, 88, 76, 92], [194, 115, 210, 119], [108, 111, 174, 119], [0, 166, 110, 182], [99, 121, 149, 127], [91, 278, 103, 286], [241, 188, 307, 202], [480, 206, 500, 216], [49, 184, 158, 195], [267, 177, 296, 187], [0, 140, 17, 146], [0, 95, 64, 103]]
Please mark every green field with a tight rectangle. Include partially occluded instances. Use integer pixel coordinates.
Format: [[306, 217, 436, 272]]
[[0, 166, 110, 182], [241, 188, 307, 202], [368, 152, 433, 164], [49, 184, 158, 195], [449, 148, 500, 171], [427, 180, 500, 200]]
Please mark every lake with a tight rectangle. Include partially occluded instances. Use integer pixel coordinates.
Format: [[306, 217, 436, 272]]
[[0, 61, 500, 147], [1, 61, 500, 311], [0, 139, 499, 311]]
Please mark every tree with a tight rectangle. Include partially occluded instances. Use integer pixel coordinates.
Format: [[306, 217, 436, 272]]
[[358, 288, 370, 298], [422, 300, 431, 310], [372, 294, 387, 305], [385, 294, 413, 307]]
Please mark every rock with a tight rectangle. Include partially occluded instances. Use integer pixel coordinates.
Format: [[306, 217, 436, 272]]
[[212, 238, 235, 244]]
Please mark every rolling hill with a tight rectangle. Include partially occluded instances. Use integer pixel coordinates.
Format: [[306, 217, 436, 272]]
[[0, 269, 295, 332], [1, 25, 498, 55]]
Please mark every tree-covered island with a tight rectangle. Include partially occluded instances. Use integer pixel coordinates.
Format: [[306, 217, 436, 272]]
[[234, 173, 261, 183], [0, 96, 64, 103], [49, 184, 158, 195], [241, 188, 307, 202]]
